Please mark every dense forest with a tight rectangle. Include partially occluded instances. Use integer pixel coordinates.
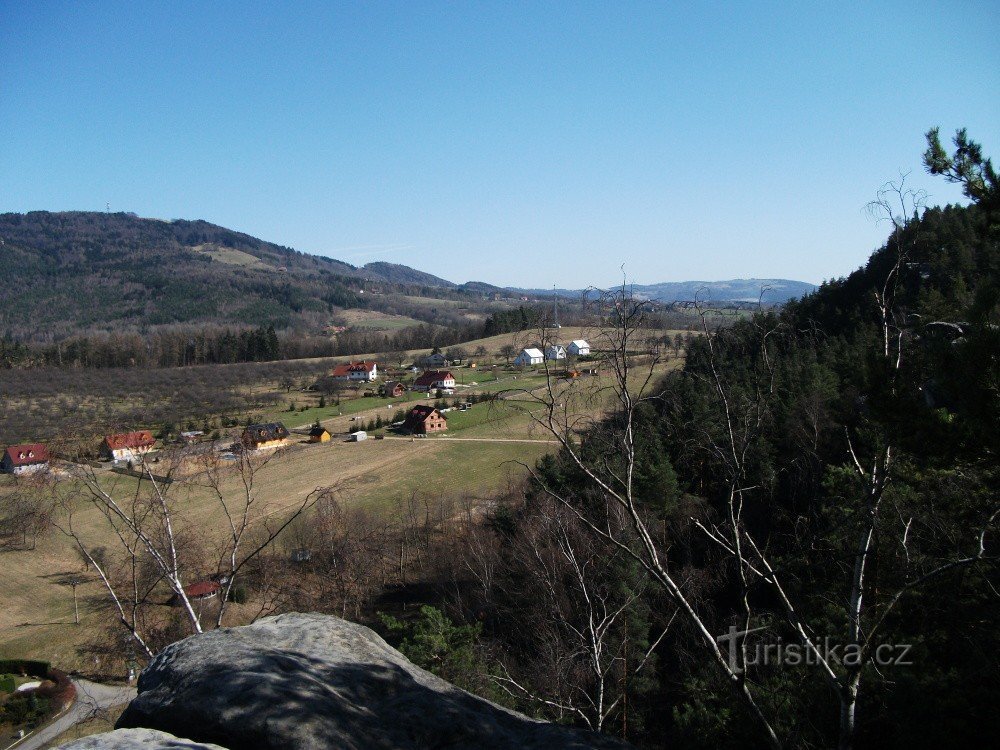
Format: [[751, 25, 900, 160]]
[[381, 130, 998, 748], [0, 211, 494, 341]]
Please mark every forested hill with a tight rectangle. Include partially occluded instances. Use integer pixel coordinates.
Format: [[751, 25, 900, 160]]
[[0, 211, 466, 338]]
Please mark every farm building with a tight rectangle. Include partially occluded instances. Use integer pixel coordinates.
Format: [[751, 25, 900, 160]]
[[403, 405, 448, 434], [308, 424, 331, 443], [241, 423, 290, 451], [545, 345, 566, 360], [413, 370, 456, 391], [349, 430, 368, 442], [1, 444, 50, 475], [381, 381, 405, 398], [421, 352, 448, 368], [568, 340, 590, 356], [330, 361, 379, 382], [514, 348, 544, 366], [102, 431, 156, 462]]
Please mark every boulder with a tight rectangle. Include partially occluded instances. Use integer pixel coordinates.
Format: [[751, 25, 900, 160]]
[[114, 612, 628, 749], [59, 728, 228, 749]]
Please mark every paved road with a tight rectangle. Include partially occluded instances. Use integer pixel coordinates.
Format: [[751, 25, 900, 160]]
[[12, 679, 136, 750]]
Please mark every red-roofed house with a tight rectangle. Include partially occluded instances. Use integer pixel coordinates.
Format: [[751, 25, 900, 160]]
[[171, 579, 222, 606], [1, 444, 50, 475], [403, 405, 448, 434], [330, 361, 379, 382], [412, 370, 456, 392], [102, 431, 156, 462]]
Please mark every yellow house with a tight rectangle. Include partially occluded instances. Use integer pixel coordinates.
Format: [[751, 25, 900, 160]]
[[309, 425, 331, 443]]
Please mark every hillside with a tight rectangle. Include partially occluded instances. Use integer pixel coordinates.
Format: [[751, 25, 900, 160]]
[[0, 211, 480, 338]]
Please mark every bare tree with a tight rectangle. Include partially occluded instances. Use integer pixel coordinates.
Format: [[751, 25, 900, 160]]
[[55, 449, 320, 659]]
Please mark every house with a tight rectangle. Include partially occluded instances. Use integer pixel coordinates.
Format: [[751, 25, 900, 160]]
[[413, 370, 456, 392], [568, 340, 591, 356], [308, 425, 331, 443], [179, 430, 204, 444], [545, 345, 566, 360], [1, 444, 49, 475], [172, 580, 221, 606], [381, 381, 405, 398], [403, 405, 448, 434], [330, 361, 379, 382], [102, 431, 156, 463], [513, 348, 544, 366], [241, 423, 290, 451], [421, 352, 448, 368]]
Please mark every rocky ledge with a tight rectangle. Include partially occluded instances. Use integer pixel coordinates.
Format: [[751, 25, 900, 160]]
[[61, 613, 628, 749]]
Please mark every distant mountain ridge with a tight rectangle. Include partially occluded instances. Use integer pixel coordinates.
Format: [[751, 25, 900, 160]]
[[513, 279, 817, 305]]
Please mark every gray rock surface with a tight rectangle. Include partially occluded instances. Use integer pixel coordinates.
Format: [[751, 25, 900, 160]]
[[112, 612, 628, 749], [58, 728, 228, 749]]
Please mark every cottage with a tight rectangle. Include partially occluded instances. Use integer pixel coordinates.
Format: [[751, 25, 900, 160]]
[[403, 405, 448, 434], [330, 361, 379, 382], [568, 340, 591, 356], [381, 381, 405, 398], [545, 345, 566, 361], [412, 370, 456, 392], [1, 444, 49, 475], [102, 431, 156, 463], [308, 425, 331, 443], [241, 423, 290, 451], [513, 348, 544, 367]]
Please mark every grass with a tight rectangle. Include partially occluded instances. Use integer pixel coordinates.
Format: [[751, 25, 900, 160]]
[[190, 244, 268, 269]]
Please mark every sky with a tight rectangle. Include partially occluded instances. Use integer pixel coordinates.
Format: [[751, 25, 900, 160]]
[[2, 1, 997, 289]]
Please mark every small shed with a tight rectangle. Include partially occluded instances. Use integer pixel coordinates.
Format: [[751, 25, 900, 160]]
[[350, 430, 368, 442]]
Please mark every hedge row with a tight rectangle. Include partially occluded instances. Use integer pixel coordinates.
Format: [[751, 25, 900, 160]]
[[0, 659, 50, 677]]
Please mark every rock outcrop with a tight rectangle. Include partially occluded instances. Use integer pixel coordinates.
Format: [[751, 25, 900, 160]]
[[59, 728, 227, 749], [69, 613, 628, 749]]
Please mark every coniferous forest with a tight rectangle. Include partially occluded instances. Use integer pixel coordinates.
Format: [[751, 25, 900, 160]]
[[404, 130, 998, 749]]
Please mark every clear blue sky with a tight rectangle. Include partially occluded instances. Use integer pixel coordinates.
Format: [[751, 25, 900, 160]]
[[2, 1, 997, 288]]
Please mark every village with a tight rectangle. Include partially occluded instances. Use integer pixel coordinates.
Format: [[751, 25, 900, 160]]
[[0, 339, 598, 477]]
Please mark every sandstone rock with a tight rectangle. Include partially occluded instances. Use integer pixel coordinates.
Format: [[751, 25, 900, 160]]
[[59, 728, 228, 749], [116, 612, 629, 749]]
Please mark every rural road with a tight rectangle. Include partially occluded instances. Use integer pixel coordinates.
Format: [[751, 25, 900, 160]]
[[13, 679, 136, 750]]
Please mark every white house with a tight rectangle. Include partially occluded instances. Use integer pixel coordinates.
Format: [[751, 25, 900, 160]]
[[413, 370, 456, 391], [514, 348, 544, 366], [545, 345, 566, 361], [331, 361, 379, 382], [568, 340, 591, 356]]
